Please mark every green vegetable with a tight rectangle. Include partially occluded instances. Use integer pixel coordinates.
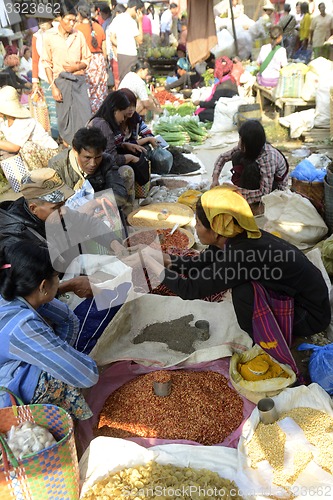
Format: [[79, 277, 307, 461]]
[[202, 69, 215, 87], [163, 103, 196, 117], [153, 115, 208, 144]]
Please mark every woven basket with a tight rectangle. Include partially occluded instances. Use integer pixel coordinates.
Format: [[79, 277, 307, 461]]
[[127, 202, 194, 229], [0, 388, 79, 500], [291, 177, 325, 217]]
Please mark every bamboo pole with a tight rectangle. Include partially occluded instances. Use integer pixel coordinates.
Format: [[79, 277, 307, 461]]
[[229, 0, 239, 57]]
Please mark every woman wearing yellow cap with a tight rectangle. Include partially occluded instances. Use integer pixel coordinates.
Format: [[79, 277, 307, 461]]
[[135, 187, 330, 347]]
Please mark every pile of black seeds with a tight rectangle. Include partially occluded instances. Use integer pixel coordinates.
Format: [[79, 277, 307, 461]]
[[168, 147, 201, 174]]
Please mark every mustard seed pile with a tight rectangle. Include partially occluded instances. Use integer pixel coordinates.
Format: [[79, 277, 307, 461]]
[[81, 462, 244, 500], [96, 370, 244, 445], [247, 407, 333, 492]]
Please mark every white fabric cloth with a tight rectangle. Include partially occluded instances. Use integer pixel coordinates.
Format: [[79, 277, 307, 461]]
[[0, 117, 58, 149], [109, 12, 139, 56], [89, 294, 253, 368], [160, 8, 173, 33], [257, 43, 288, 81], [118, 71, 149, 101]]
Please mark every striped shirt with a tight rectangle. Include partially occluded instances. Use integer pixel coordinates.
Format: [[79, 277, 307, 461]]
[[0, 296, 98, 407], [213, 143, 288, 205]]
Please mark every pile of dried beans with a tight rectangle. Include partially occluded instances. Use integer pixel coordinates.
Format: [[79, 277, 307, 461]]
[[96, 370, 244, 445]]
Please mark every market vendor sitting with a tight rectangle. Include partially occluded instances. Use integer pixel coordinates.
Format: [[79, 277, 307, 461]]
[[211, 120, 288, 212], [164, 57, 202, 91], [0, 168, 122, 298], [0, 242, 98, 419], [195, 56, 239, 123], [123, 187, 331, 347], [118, 60, 161, 118], [49, 127, 129, 209], [256, 25, 288, 88]]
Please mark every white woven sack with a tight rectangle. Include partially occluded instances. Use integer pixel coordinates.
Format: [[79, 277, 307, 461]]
[[211, 95, 247, 133], [262, 190, 328, 249]]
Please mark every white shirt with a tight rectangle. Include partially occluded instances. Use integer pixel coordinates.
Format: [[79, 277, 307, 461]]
[[19, 57, 32, 76], [257, 43, 288, 80], [148, 12, 160, 36], [0, 117, 58, 149], [119, 71, 149, 101], [310, 14, 333, 48], [105, 23, 113, 59], [160, 9, 173, 33], [109, 12, 139, 56]]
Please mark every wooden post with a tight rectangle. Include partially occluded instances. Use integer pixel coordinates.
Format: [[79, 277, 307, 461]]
[[229, 0, 239, 57]]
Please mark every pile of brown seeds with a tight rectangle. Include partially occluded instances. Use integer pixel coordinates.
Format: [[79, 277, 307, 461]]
[[96, 370, 244, 445]]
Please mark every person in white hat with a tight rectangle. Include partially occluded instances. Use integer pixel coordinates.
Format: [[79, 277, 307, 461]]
[[259, 1, 277, 36], [0, 86, 58, 166]]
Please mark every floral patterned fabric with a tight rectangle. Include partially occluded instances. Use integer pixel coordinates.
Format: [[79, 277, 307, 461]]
[[86, 52, 108, 114], [31, 371, 93, 420], [118, 164, 135, 207], [20, 140, 59, 171]]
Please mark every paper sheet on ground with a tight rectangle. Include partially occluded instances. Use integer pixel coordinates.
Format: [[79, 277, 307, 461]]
[[89, 293, 252, 367]]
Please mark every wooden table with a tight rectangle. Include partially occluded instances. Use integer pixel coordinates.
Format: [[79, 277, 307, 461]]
[[253, 82, 315, 117]]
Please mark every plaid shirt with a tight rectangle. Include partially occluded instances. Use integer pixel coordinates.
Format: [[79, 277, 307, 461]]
[[114, 113, 153, 147], [213, 143, 288, 204]]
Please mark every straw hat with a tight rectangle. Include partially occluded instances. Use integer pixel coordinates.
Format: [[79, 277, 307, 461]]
[[20, 169, 74, 202], [263, 1, 275, 11], [0, 86, 31, 118]]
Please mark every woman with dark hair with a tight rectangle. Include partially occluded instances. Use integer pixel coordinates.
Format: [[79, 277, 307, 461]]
[[116, 87, 158, 149], [19, 46, 32, 82], [299, 1, 311, 49], [88, 90, 148, 202], [0, 242, 98, 419], [211, 120, 288, 208], [256, 25, 288, 87], [119, 60, 161, 117], [76, 3, 108, 114], [195, 56, 238, 122], [122, 187, 330, 375], [147, 4, 160, 47], [105, 3, 127, 89], [88, 89, 142, 164]]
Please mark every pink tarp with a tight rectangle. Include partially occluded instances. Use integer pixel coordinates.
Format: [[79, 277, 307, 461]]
[[77, 358, 255, 454]]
